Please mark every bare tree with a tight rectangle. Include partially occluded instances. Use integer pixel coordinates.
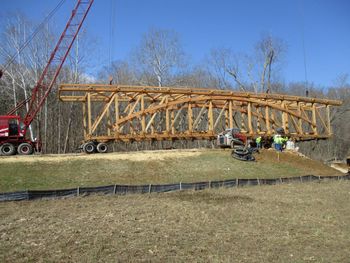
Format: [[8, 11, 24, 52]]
[[207, 48, 245, 91], [133, 28, 185, 87], [255, 34, 286, 93]]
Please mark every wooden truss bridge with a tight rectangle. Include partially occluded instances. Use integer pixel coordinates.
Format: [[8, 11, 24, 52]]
[[58, 84, 342, 143]]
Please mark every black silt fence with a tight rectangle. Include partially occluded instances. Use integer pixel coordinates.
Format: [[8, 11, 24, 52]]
[[0, 174, 349, 202]]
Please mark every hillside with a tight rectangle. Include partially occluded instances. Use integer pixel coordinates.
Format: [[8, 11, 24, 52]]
[[0, 149, 341, 192]]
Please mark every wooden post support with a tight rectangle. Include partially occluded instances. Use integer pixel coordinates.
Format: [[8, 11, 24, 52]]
[[87, 92, 92, 135], [171, 110, 175, 134], [114, 95, 119, 134], [188, 102, 192, 133], [282, 101, 289, 133], [297, 102, 303, 136], [247, 102, 253, 135], [107, 106, 111, 136], [312, 103, 318, 135], [141, 95, 146, 134], [208, 101, 213, 132], [82, 101, 87, 139], [165, 97, 170, 134], [326, 105, 332, 135], [229, 100, 233, 128], [265, 106, 271, 135]]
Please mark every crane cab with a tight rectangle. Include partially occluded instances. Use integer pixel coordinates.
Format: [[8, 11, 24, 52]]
[[0, 115, 35, 156], [0, 115, 24, 138]]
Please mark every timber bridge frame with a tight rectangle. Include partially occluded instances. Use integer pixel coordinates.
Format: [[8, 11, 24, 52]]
[[58, 84, 342, 143]]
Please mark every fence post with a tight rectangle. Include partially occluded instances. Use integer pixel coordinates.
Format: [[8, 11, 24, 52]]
[[300, 176, 302, 183], [236, 178, 239, 187], [148, 184, 152, 194], [180, 182, 182, 191], [77, 187, 80, 197], [113, 184, 117, 194], [209, 181, 211, 189], [257, 178, 260, 186]]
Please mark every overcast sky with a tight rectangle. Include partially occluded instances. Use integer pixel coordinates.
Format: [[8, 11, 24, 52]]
[[1, 0, 350, 87]]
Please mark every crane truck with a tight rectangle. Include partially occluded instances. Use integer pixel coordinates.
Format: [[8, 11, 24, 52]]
[[0, 0, 94, 156]]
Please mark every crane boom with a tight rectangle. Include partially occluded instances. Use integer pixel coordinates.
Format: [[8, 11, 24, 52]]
[[24, 0, 94, 127], [0, 0, 94, 155]]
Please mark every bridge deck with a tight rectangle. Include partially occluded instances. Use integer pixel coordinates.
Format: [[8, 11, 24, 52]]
[[58, 84, 342, 142]]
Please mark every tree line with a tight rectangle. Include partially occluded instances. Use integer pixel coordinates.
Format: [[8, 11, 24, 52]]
[[0, 14, 349, 160]]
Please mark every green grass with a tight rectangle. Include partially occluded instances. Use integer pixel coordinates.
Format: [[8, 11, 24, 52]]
[[0, 149, 340, 192], [1, 181, 349, 262]]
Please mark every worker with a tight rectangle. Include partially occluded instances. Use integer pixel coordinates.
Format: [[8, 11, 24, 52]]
[[273, 134, 282, 152], [256, 136, 262, 149]]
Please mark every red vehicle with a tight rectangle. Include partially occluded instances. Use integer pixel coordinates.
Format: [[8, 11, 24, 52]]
[[0, 0, 93, 156]]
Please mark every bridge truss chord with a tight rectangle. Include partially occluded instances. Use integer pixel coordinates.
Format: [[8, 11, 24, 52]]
[[58, 84, 342, 143]]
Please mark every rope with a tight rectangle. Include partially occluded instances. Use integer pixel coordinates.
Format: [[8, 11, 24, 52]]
[[297, 0, 309, 96], [108, 0, 116, 71]]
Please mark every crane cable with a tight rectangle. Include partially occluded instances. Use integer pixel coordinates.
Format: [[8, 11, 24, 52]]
[[297, 0, 309, 97], [0, 0, 66, 78], [108, 0, 116, 84]]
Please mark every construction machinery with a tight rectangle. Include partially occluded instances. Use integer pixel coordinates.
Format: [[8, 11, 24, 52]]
[[0, 0, 94, 155], [217, 128, 247, 148]]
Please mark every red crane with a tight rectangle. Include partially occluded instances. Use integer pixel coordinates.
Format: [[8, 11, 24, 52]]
[[0, 0, 94, 155]]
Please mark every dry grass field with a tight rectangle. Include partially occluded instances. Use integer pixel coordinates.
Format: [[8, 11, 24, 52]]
[[1, 181, 350, 262], [0, 149, 341, 192]]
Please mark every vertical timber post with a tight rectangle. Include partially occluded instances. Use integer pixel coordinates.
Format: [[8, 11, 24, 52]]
[[166, 97, 170, 134], [82, 100, 87, 139], [114, 94, 119, 135], [312, 103, 318, 135], [247, 102, 253, 135], [297, 102, 303, 136], [326, 105, 332, 135], [141, 95, 146, 134], [87, 92, 92, 135], [188, 102, 192, 134], [208, 101, 213, 132], [282, 101, 289, 134], [265, 105, 271, 135], [229, 100, 233, 128]]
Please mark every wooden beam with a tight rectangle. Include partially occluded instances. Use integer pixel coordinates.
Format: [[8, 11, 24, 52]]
[[247, 102, 253, 134], [326, 105, 332, 135], [229, 100, 233, 128], [87, 92, 92, 135], [312, 103, 318, 135]]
